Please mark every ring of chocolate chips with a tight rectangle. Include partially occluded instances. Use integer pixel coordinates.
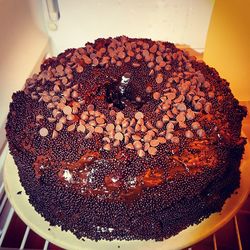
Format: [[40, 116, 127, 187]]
[[25, 36, 214, 157]]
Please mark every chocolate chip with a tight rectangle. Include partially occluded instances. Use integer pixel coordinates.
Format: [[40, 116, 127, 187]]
[[81, 113, 89, 121], [65, 67, 72, 74], [147, 62, 154, 69], [71, 107, 78, 115], [86, 125, 95, 133], [165, 64, 172, 71], [36, 114, 44, 122], [159, 61, 166, 68], [133, 141, 142, 150], [48, 117, 56, 123], [125, 143, 134, 150], [156, 120, 164, 129], [162, 115, 170, 123], [208, 91, 215, 98], [186, 109, 195, 120], [179, 122, 187, 128], [156, 55, 163, 64], [158, 137, 166, 144], [53, 85, 60, 93], [71, 91, 78, 99], [87, 104, 95, 111], [115, 132, 124, 141], [166, 92, 176, 100], [204, 102, 212, 114], [65, 114, 74, 121], [52, 130, 58, 139], [177, 103, 186, 111], [174, 94, 185, 103], [143, 134, 152, 143], [42, 95, 51, 103], [147, 129, 156, 137], [135, 112, 144, 120], [172, 107, 179, 115], [153, 92, 161, 100], [185, 130, 194, 138], [113, 139, 120, 147], [132, 134, 141, 141], [52, 96, 60, 102], [56, 65, 64, 73], [102, 137, 111, 143], [150, 139, 159, 147], [127, 50, 135, 57], [137, 149, 145, 158], [82, 55, 92, 64], [122, 120, 129, 128], [160, 103, 169, 111], [39, 127, 48, 137], [197, 129, 206, 138], [203, 81, 210, 89], [149, 44, 158, 53], [124, 56, 130, 63], [116, 111, 125, 120], [95, 126, 104, 134], [166, 122, 175, 132], [142, 49, 150, 58], [96, 117, 105, 124], [144, 142, 150, 151], [165, 133, 173, 140], [176, 112, 186, 122], [136, 54, 143, 60], [59, 116, 66, 124], [156, 74, 163, 84], [116, 125, 122, 132], [148, 147, 157, 155], [47, 103, 55, 109], [77, 124, 86, 133], [61, 77, 68, 85], [116, 61, 122, 67], [103, 144, 111, 151], [85, 132, 93, 139], [56, 122, 63, 131], [130, 118, 136, 127], [89, 120, 97, 126], [191, 122, 201, 130], [63, 106, 72, 115], [132, 62, 140, 68], [167, 110, 174, 119], [194, 102, 203, 111], [171, 136, 180, 144], [146, 121, 154, 129], [118, 51, 126, 59], [76, 65, 83, 73], [109, 110, 116, 116]]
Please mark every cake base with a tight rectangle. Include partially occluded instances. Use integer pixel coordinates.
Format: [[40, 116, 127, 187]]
[[4, 141, 250, 250]]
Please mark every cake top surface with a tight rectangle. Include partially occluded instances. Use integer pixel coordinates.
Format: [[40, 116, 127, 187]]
[[7, 36, 246, 201]]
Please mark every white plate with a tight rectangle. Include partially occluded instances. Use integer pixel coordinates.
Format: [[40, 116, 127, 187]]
[[4, 141, 250, 250]]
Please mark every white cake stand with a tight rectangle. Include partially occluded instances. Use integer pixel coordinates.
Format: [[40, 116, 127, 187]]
[[4, 142, 250, 250]]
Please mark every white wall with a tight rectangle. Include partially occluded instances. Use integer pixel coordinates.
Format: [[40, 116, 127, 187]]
[[43, 0, 213, 56]]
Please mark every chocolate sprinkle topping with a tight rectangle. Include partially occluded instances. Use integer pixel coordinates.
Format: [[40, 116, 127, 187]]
[[6, 36, 247, 241]]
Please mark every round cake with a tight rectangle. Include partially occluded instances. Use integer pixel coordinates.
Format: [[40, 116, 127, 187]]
[[6, 36, 247, 241]]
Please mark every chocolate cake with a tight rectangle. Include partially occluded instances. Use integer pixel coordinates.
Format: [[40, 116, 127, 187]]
[[6, 36, 247, 241]]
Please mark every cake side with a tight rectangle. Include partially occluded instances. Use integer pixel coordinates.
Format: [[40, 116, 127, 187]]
[[6, 36, 247, 241]]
